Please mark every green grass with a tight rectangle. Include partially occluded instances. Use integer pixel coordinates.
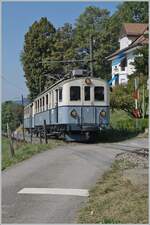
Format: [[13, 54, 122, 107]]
[[78, 159, 148, 224], [96, 110, 148, 143], [110, 110, 131, 127], [2, 137, 64, 170]]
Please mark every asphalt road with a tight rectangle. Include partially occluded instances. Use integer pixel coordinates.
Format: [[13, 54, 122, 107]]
[[2, 137, 148, 223]]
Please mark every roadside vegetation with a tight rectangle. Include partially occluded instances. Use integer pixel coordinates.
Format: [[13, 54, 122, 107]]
[[97, 110, 148, 143], [2, 137, 64, 170], [78, 158, 148, 224]]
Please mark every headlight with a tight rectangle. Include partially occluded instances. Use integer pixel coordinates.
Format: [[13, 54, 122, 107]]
[[70, 109, 78, 118], [100, 110, 106, 117], [85, 78, 92, 85]]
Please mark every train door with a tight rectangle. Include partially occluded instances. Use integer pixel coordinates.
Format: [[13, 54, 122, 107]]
[[82, 84, 95, 124]]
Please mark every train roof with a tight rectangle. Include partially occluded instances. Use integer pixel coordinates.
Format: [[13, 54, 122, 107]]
[[25, 75, 107, 108]]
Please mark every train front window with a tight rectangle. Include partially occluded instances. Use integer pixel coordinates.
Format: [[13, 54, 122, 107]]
[[70, 86, 80, 101], [84, 86, 90, 101], [94, 87, 104, 101]]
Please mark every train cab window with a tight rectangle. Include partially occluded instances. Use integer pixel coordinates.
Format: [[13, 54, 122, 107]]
[[59, 88, 62, 102], [70, 86, 80, 101], [94, 86, 104, 101], [84, 86, 90, 101]]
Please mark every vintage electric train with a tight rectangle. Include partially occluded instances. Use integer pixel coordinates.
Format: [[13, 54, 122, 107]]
[[24, 71, 110, 141]]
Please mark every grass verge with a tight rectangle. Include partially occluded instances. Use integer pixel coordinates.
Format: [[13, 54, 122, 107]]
[[78, 159, 148, 224], [2, 137, 64, 170]]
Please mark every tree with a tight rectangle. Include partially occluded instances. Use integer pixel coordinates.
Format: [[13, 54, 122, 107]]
[[110, 75, 149, 117], [132, 45, 148, 82], [74, 6, 110, 78], [21, 2, 148, 99], [21, 17, 56, 99], [2, 101, 23, 132], [110, 83, 134, 115]]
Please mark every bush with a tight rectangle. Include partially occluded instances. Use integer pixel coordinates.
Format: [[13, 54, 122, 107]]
[[114, 118, 148, 132]]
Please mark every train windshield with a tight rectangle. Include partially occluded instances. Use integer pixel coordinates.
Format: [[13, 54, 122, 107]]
[[70, 86, 80, 101], [94, 86, 104, 101]]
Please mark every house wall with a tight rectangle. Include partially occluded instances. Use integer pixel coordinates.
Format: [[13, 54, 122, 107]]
[[126, 51, 136, 75], [119, 36, 137, 50], [119, 36, 132, 49], [111, 50, 136, 86]]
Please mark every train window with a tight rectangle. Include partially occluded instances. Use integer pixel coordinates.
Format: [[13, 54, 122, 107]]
[[94, 87, 104, 101], [43, 97, 45, 111], [38, 100, 39, 112], [59, 88, 62, 102], [46, 94, 48, 109], [70, 86, 80, 101], [84, 86, 90, 101], [40, 99, 42, 111]]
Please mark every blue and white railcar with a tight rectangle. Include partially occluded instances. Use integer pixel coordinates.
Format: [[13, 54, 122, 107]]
[[24, 75, 110, 141]]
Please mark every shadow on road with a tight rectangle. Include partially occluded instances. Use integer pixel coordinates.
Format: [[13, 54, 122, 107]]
[[93, 128, 140, 144]]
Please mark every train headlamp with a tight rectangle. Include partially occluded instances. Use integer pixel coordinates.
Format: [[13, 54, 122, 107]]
[[70, 109, 78, 118], [85, 78, 92, 85], [100, 110, 106, 117]]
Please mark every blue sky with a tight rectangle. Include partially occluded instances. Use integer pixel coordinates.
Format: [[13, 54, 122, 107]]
[[2, 1, 120, 101]]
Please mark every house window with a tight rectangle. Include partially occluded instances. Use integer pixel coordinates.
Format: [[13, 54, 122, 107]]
[[94, 87, 104, 101], [120, 57, 127, 71], [84, 86, 90, 101], [70, 86, 80, 101]]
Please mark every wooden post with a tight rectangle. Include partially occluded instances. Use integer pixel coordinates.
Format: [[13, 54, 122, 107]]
[[39, 130, 42, 144], [43, 120, 48, 144], [22, 95, 25, 141], [7, 123, 15, 157], [30, 128, 32, 143]]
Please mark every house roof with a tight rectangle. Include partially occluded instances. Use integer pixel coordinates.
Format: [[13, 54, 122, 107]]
[[120, 23, 148, 37], [106, 24, 148, 60]]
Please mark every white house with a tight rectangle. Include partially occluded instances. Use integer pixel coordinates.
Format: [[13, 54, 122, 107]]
[[106, 23, 148, 86]]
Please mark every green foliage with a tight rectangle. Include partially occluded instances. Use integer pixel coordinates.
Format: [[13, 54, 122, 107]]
[[110, 83, 134, 114], [110, 75, 149, 116], [2, 101, 23, 132], [21, 2, 148, 99], [132, 46, 148, 81], [21, 17, 56, 99]]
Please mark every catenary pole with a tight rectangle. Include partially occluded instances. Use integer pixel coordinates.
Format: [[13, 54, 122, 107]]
[[90, 35, 93, 77]]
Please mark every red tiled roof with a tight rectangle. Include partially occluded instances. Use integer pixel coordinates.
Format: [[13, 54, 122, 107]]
[[121, 23, 148, 37]]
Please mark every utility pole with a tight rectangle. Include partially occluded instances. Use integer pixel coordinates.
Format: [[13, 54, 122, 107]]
[[21, 95, 25, 141], [90, 35, 93, 77]]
